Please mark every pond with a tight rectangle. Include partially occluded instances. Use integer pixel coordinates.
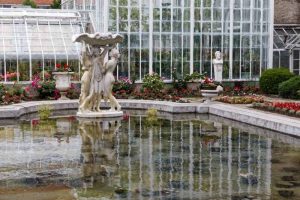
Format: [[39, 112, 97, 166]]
[[0, 111, 299, 200]]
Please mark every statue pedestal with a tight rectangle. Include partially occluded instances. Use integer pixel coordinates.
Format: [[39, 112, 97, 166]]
[[76, 110, 123, 118]]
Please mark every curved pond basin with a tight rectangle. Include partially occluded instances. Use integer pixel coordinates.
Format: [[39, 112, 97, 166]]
[[0, 111, 299, 200]]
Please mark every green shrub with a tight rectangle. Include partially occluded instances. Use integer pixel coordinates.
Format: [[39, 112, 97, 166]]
[[259, 68, 294, 94], [0, 84, 5, 103], [38, 105, 52, 120], [37, 81, 57, 99], [142, 73, 164, 93], [278, 76, 300, 99], [184, 72, 205, 82]]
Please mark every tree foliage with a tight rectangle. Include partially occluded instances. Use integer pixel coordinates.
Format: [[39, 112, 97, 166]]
[[22, 0, 37, 8], [50, 0, 61, 9]]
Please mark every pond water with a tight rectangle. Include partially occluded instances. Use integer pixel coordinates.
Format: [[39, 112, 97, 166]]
[[0, 111, 299, 200]]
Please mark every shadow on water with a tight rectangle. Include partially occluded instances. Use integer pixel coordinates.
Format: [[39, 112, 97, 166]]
[[0, 110, 299, 199]]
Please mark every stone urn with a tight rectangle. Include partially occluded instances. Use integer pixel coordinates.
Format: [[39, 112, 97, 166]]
[[201, 89, 219, 103], [201, 90, 219, 99], [52, 72, 74, 100]]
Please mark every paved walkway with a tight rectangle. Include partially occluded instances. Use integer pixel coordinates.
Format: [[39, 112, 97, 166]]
[[0, 99, 299, 137]]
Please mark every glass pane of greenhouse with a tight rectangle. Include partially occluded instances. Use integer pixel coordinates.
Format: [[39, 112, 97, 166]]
[[0, 8, 93, 82], [273, 26, 300, 74], [62, 0, 273, 81]]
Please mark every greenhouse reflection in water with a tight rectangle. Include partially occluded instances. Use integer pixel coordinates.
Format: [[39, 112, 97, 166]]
[[0, 113, 299, 200]]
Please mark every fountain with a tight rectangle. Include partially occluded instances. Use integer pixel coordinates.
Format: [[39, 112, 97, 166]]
[[73, 32, 124, 118]]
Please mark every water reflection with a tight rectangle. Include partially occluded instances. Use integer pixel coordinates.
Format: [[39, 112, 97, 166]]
[[78, 118, 121, 191], [0, 113, 299, 200]]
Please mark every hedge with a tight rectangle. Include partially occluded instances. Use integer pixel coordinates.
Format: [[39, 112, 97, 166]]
[[259, 68, 294, 95]]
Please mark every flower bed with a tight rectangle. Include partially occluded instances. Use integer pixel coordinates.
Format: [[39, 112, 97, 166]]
[[200, 77, 219, 90], [54, 63, 72, 72], [24, 75, 60, 100], [216, 96, 264, 104], [0, 83, 24, 105], [223, 85, 260, 96], [252, 101, 300, 117], [113, 77, 134, 99]]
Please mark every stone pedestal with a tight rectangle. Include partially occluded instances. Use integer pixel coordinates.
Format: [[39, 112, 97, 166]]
[[201, 89, 219, 103], [76, 110, 123, 118]]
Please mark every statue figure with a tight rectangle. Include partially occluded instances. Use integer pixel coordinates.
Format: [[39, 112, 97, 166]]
[[79, 45, 108, 112], [213, 51, 223, 82], [73, 32, 124, 117], [79, 42, 92, 109], [102, 48, 121, 111]]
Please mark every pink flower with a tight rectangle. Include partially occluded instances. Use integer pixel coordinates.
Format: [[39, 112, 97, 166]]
[[25, 86, 30, 92]]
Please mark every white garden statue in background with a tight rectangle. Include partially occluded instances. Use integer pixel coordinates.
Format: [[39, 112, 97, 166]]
[[73, 32, 123, 118], [213, 51, 223, 82]]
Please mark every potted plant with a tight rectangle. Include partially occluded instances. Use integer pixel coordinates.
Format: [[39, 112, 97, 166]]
[[200, 77, 223, 103], [52, 63, 74, 100]]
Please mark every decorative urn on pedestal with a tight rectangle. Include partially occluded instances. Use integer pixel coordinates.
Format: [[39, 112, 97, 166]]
[[200, 77, 223, 103], [52, 64, 74, 100]]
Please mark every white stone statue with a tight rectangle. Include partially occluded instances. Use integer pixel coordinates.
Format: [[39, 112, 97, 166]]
[[78, 42, 92, 110], [213, 51, 223, 82], [102, 48, 121, 111], [73, 32, 124, 118]]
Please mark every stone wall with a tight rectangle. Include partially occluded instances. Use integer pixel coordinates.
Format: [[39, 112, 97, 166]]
[[275, 0, 300, 24]]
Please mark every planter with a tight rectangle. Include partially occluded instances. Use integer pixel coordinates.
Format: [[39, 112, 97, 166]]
[[187, 82, 200, 90], [52, 72, 74, 100], [201, 89, 219, 103]]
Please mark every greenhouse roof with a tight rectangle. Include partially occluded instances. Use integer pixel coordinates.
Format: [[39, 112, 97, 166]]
[[0, 9, 81, 18], [0, 8, 94, 60], [274, 25, 300, 50]]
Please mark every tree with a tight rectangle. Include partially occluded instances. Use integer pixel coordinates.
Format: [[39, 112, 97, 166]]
[[22, 0, 37, 8], [50, 0, 61, 9]]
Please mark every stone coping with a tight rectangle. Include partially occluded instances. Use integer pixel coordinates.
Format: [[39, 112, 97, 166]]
[[0, 99, 299, 137]]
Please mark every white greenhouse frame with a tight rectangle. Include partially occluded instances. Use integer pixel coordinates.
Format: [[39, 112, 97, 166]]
[[273, 25, 300, 75], [0, 8, 95, 83], [62, 0, 275, 82]]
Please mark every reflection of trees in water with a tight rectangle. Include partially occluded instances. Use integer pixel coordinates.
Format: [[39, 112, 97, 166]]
[[79, 119, 121, 189]]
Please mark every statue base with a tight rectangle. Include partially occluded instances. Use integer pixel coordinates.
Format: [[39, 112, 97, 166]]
[[76, 110, 123, 118]]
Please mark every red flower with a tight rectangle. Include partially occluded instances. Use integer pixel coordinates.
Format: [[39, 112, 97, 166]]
[[56, 63, 61, 68], [68, 116, 76, 121], [32, 119, 40, 126], [54, 89, 61, 100], [123, 113, 129, 121], [234, 86, 241, 91]]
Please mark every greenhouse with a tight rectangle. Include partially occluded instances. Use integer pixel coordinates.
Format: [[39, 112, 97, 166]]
[[0, 8, 94, 82], [0, 1, 300, 200], [1, 0, 299, 83], [62, 0, 273, 81], [273, 25, 300, 75]]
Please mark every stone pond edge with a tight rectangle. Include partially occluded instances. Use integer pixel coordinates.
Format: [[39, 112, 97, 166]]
[[0, 99, 299, 137]]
